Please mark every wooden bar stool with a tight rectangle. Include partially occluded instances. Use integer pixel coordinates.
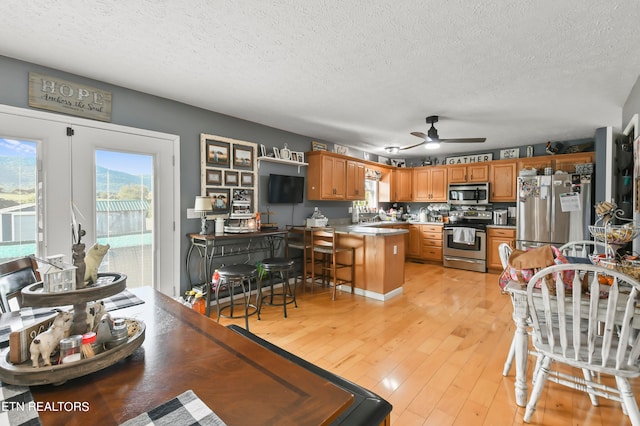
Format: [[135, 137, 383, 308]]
[[286, 225, 312, 293], [215, 264, 260, 330], [310, 227, 355, 301], [258, 257, 298, 318]]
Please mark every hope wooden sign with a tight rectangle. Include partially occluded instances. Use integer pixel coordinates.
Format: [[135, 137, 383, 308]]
[[28, 72, 112, 122]]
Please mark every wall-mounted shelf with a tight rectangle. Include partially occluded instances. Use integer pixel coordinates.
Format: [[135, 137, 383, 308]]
[[257, 156, 308, 173]]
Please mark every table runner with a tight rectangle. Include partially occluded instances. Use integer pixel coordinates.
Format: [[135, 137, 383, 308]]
[[120, 390, 226, 426]]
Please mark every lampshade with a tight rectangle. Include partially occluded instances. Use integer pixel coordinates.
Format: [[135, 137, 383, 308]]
[[194, 196, 212, 212]]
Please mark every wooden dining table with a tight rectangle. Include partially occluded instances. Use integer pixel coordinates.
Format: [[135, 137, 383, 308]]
[[26, 287, 390, 425]]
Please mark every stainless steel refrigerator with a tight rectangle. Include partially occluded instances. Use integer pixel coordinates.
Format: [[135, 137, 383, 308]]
[[516, 174, 593, 250]]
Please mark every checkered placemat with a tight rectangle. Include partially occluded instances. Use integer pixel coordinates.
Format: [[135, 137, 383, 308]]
[[120, 390, 226, 426], [0, 382, 41, 425], [0, 289, 145, 348]]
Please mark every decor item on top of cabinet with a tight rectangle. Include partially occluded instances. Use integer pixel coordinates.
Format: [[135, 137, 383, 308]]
[[564, 141, 594, 154], [391, 158, 406, 167], [378, 155, 390, 165], [545, 141, 564, 155], [500, 148, 519, 160], [334, 144, 349, 156], [445, 153, 493, 165], [526, 145, 534, 157], [311, 141, 328, 151]]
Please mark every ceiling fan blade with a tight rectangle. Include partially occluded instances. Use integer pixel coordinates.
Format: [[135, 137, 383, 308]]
[[399, 141, 427, 150], [410, 131, 426, 139], [439, 137, 486, 143]]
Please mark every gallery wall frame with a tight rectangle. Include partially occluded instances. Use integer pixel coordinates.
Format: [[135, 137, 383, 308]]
[[200, 134, 258, 217]]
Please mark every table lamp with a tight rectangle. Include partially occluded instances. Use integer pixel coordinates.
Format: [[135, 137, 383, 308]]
[[194, 196, 213, 234]]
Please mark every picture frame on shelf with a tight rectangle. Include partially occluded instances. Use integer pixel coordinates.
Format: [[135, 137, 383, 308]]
[[205, 169, 222, 185], [291, 152, 298, 162], [260, 144, 267, 157], [225, 171, 239, 186], [207, 188, 230, 213], [205, 139, 230, 167], [233, 146, 253, 170], [273, 147, 280, 158], [241, 172, 254, 187], [311, 141, 327, 151], [296, 152, 305, 163]]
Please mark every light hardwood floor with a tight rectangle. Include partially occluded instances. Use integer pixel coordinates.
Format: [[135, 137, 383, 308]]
[[215, 261, 639, 425]]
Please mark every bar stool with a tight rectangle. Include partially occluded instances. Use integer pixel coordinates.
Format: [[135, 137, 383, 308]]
[[310, 227, 355, 301], [215, 264, 260, 330], [258, 257, 298, 318], [286, 225, 312, 292]]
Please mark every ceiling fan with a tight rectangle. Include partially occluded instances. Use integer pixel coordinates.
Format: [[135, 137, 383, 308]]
[[385, 116, 486, 153]]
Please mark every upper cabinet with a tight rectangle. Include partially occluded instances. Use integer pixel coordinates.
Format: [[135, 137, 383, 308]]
[[307, 152, 347, 200], [489, 160, 517, 202], [392, 168, 413, 201], [346, 160, 365, 200], [447, 164, 489, 183], [413, 166, 447, 202], [552, 152, 594, 173]]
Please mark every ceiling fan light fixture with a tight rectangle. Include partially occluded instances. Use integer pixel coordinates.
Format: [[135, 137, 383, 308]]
[[424, 141, 440, 150], [385, 146, 400, 154]]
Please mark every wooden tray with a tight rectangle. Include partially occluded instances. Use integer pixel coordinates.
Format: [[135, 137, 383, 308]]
[[0, 318, 145, 386], [21, 273, 127, 307]]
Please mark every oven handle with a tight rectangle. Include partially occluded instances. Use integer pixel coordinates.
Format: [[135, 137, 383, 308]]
[[443, 255, 484, 264], [444, 228, 486, 235]]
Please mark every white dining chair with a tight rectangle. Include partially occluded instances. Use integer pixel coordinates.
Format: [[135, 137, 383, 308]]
[[523, 263, 640, 424], [558, 240, 610, 258]]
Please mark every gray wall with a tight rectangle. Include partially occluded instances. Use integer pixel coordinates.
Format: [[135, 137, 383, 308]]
[[0, 55, 359, 291]]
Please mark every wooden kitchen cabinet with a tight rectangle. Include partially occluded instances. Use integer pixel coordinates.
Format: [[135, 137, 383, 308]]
[[447, 164, 489, 183], [392, 168, 413, 201], [407, 224, 422, 258], [421, 224, 443, 262], [413, 166, 447, 202], [307, 151, 346, 200], [489, 160, 517, 202], [552, 152, 594, 173], [346, 160, 365, 200], [487, 227, 516, 270]]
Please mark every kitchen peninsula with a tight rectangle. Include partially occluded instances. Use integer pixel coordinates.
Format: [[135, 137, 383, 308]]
[[333, 224, 408, 301]]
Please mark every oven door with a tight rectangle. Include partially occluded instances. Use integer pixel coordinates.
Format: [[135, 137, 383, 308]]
[[443, 228, 487, 272]]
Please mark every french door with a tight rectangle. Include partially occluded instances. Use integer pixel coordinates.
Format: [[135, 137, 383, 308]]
[[0, 105, 180, 296]]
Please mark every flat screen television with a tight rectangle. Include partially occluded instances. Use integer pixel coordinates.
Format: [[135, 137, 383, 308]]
[[267, 174, 304, 204]]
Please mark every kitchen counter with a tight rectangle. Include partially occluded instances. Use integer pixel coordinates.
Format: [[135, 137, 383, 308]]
[[336, 224, 409, 236]]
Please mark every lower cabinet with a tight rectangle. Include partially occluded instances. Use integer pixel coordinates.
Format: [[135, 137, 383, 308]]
[[487, 227, 516, 270], [406, 224, 443, 262]]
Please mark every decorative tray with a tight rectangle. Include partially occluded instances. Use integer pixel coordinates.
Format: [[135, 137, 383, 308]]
[[0, 318, 145, 386]]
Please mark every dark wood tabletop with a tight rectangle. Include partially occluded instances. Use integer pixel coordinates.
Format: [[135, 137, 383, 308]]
[[30, 287, 353, 425]]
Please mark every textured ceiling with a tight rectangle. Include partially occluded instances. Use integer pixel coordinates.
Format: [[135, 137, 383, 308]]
[[2, 1, 640, 158]]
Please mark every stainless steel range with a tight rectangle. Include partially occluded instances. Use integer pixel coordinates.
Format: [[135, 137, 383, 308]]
[[443, 209, 492, 273]]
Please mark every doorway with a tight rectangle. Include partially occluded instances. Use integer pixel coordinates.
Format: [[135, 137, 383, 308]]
[[0, 105, 180, 296]]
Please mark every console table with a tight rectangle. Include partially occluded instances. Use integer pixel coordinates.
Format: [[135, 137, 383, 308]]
[[186, 230, 287, 315]]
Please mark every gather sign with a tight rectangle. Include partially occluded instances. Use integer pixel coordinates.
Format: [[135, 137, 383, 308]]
[[28, 72, 112, 122], [444, 153, 493, 165]]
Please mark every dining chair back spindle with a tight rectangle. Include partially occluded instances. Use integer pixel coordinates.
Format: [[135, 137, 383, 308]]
[[523, 263, 640, 424], [558, 240, 610, 258]]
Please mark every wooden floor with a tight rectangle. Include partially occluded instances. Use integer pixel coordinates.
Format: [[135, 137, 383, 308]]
[[215, 262, 639, 425]]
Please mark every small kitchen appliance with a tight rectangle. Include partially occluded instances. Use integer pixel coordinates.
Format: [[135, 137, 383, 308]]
[[493, 209, 508, 225]]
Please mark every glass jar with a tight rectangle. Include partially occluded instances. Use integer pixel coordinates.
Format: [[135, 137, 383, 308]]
[[59, 335, 82, 364]]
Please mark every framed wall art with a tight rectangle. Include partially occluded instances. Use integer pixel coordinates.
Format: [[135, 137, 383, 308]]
[[205, 139, 230, 167], [241, 172, 254, 187], [207, 188, 230, 213], [225, 171, 238, 186], [200, 134, 258, 216], [205, 169, 222, 185], [233, 145, 253, 170]]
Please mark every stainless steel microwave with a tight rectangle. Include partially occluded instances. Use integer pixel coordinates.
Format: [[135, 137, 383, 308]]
[[447, 182, 490, 205]]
